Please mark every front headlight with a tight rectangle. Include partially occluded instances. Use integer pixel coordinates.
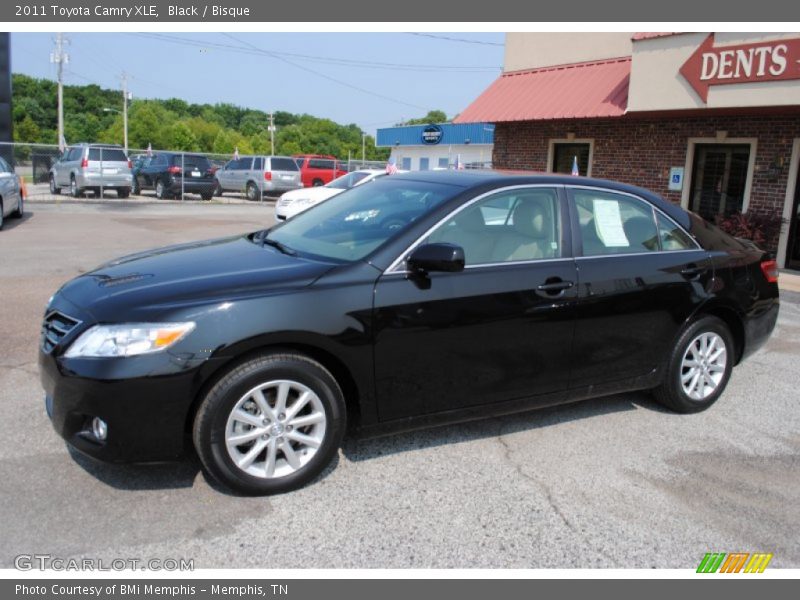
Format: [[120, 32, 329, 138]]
[[64, 322, 195, 358]]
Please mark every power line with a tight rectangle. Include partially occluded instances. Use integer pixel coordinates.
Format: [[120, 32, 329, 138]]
[[127, 32, 499, 72], [221, 33, 429, 111], [406, 33, 505, 47]]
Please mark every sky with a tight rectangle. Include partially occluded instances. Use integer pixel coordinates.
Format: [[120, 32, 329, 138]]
[[10, 32, 505, 135]]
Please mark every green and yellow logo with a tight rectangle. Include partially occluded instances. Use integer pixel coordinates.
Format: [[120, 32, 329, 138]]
[[697, 552, 773, 573]]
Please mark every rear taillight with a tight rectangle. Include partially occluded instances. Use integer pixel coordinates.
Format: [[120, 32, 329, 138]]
[[127, 160, 133, 168], [760, 259, 779, 283], [264, 172, 272, 181], [80, 158, 88, 168], [167, 165, 181, 175]]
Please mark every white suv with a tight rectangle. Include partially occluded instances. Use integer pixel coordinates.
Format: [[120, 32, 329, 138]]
[[49, 144, 133, 198]]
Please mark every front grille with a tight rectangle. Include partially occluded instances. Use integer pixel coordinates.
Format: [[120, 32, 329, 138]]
[[41, 311, 81, 354]]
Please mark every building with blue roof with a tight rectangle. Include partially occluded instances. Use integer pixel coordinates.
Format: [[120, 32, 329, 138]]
[[376, 122, 494, 171]]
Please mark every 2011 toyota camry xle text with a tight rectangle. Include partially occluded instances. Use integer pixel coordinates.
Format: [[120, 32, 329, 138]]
[[39, 171, 780, 494]]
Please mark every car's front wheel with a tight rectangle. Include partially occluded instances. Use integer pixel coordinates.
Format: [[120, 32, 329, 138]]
[[193, 351, 346, 495], [653, 315, 734, 413]]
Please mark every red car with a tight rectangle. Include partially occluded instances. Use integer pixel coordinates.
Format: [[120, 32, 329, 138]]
[[293, 154, 347, 188]]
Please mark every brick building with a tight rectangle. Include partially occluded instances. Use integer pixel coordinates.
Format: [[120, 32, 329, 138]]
[[454, 32, 800, 269]]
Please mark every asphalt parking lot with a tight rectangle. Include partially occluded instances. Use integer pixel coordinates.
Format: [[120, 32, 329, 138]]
[[1, 202, 799, 569]]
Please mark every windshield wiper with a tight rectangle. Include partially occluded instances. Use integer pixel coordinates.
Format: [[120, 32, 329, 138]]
[[259, 233, 297, 256]]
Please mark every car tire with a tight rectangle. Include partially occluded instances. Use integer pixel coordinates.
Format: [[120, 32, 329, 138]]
[[214, 180, 223, 197], [70, 176, 83, 198], [246, 182, 259, 201], [155, 179, 169, 200], [201, 193, 213, 201], [11, 194, 23, 218], [312, 179, 324, 187], [49, 175, 60, 195], [131, 180, 140, 195], [117, 188, 130, 199], [0, 200, 4, 230], [652, 315, 734, 414], [193, 351, 346, 495]]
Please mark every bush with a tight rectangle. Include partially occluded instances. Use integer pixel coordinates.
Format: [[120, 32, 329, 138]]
[[714, 211, 785, 248]]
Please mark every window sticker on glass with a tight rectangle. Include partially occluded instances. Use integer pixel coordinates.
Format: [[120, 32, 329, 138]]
[[593, 199, 629, 247]]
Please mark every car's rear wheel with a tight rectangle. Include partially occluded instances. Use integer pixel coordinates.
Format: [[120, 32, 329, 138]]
[[117, 187, 130, 199], [193, 351, 346, 495], [246, 182, 259, 201], [70, 176, 83, 198], [312, 178, 324, 187], [0, 200, 4, 230], [653, 315, 733, 413], [214, 180, 223, 197], [11, 194, 23, 218], [155, 179, 169, 200]]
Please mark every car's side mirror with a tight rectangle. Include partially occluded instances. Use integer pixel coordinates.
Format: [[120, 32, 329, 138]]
[[407, 243, 465, 274]]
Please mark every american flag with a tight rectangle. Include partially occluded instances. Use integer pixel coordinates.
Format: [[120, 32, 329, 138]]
[[571, 155, 579, 176], [233, 146, 240, 161], [146, 143, 153, 157], [386, 159, 398, 174]]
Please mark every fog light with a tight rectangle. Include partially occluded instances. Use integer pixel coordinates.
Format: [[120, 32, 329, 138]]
[[91, 417, 108, 441]]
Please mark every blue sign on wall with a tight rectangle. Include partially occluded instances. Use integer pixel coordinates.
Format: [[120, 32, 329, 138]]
[[421, 124, 443, 145]]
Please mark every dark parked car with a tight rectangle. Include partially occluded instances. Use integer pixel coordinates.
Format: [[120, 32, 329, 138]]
[[134, 152, 215, 200], [39, 172, 779, 494]]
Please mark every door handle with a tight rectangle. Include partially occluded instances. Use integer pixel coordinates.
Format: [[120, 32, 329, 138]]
[[536, 280, 574, 295], [680, 264, 706, 280]]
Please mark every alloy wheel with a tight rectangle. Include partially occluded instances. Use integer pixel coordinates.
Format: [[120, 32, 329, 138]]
[[224, 380, 327, 479], [680, 332, 728, 401]]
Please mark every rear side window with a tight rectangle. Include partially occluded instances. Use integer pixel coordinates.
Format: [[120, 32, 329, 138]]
[[269, 158, 299, 171], [308, 159, 335, 169], [573, 189, 659, 256], [253, 157, 264, 170], [88, 148, 128, 162], [656, 213, 696, 251]]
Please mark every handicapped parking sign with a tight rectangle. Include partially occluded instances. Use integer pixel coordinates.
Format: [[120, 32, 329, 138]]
[[669, 167, 684, 191]]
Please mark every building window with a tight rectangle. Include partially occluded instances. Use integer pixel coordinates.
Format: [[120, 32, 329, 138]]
[[438, 157, 449, 169], [420, 158, 430, 171], [401, 157, 411, 171], [688, 144, 752, 220], [549, 141, 592, 176]]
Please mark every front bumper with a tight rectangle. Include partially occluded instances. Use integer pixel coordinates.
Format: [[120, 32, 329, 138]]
[[39, 346, 221, 463]]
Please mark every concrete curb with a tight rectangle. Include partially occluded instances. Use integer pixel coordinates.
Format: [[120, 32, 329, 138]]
[[25, 197, 276, 207]]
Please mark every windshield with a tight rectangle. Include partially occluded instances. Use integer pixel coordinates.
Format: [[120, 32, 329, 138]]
[[327, 171, 373, 190], [265, 178, 461, 262]]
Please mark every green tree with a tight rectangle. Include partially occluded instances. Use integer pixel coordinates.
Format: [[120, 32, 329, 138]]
[[399, 110, 448, 125], [167, 122, 200, 152], [15, 114, 41, 143]]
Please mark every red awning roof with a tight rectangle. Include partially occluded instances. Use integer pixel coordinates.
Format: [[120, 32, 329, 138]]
[[453, 57, 631, 124], [632, 32, 681, 41]]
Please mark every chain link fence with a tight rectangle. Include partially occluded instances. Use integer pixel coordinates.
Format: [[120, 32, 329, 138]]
[[1, 142, 490, 204]]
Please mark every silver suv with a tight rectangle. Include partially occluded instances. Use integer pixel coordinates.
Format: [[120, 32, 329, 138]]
[[214, 155, 302, 200], [49, 144, 133, 198]]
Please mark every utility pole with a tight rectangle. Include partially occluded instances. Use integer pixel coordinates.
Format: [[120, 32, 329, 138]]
[[361, 131, 366, 163], [50, 33, 69, 152], [121, 72, 129, 154], [268, 112, 275, 155]]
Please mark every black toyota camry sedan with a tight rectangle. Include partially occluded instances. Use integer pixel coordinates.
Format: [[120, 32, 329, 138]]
[[39, 171, 779, 494]]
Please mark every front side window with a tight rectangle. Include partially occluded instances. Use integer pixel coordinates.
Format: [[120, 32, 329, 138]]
[[266, 179, 459, 262], [427, 188, 562, 266], [573, 189, 660, 256]]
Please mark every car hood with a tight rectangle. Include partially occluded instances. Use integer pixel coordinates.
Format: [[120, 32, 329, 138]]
[[57, 234, 336, 319], [281, 186, 342, 203]]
